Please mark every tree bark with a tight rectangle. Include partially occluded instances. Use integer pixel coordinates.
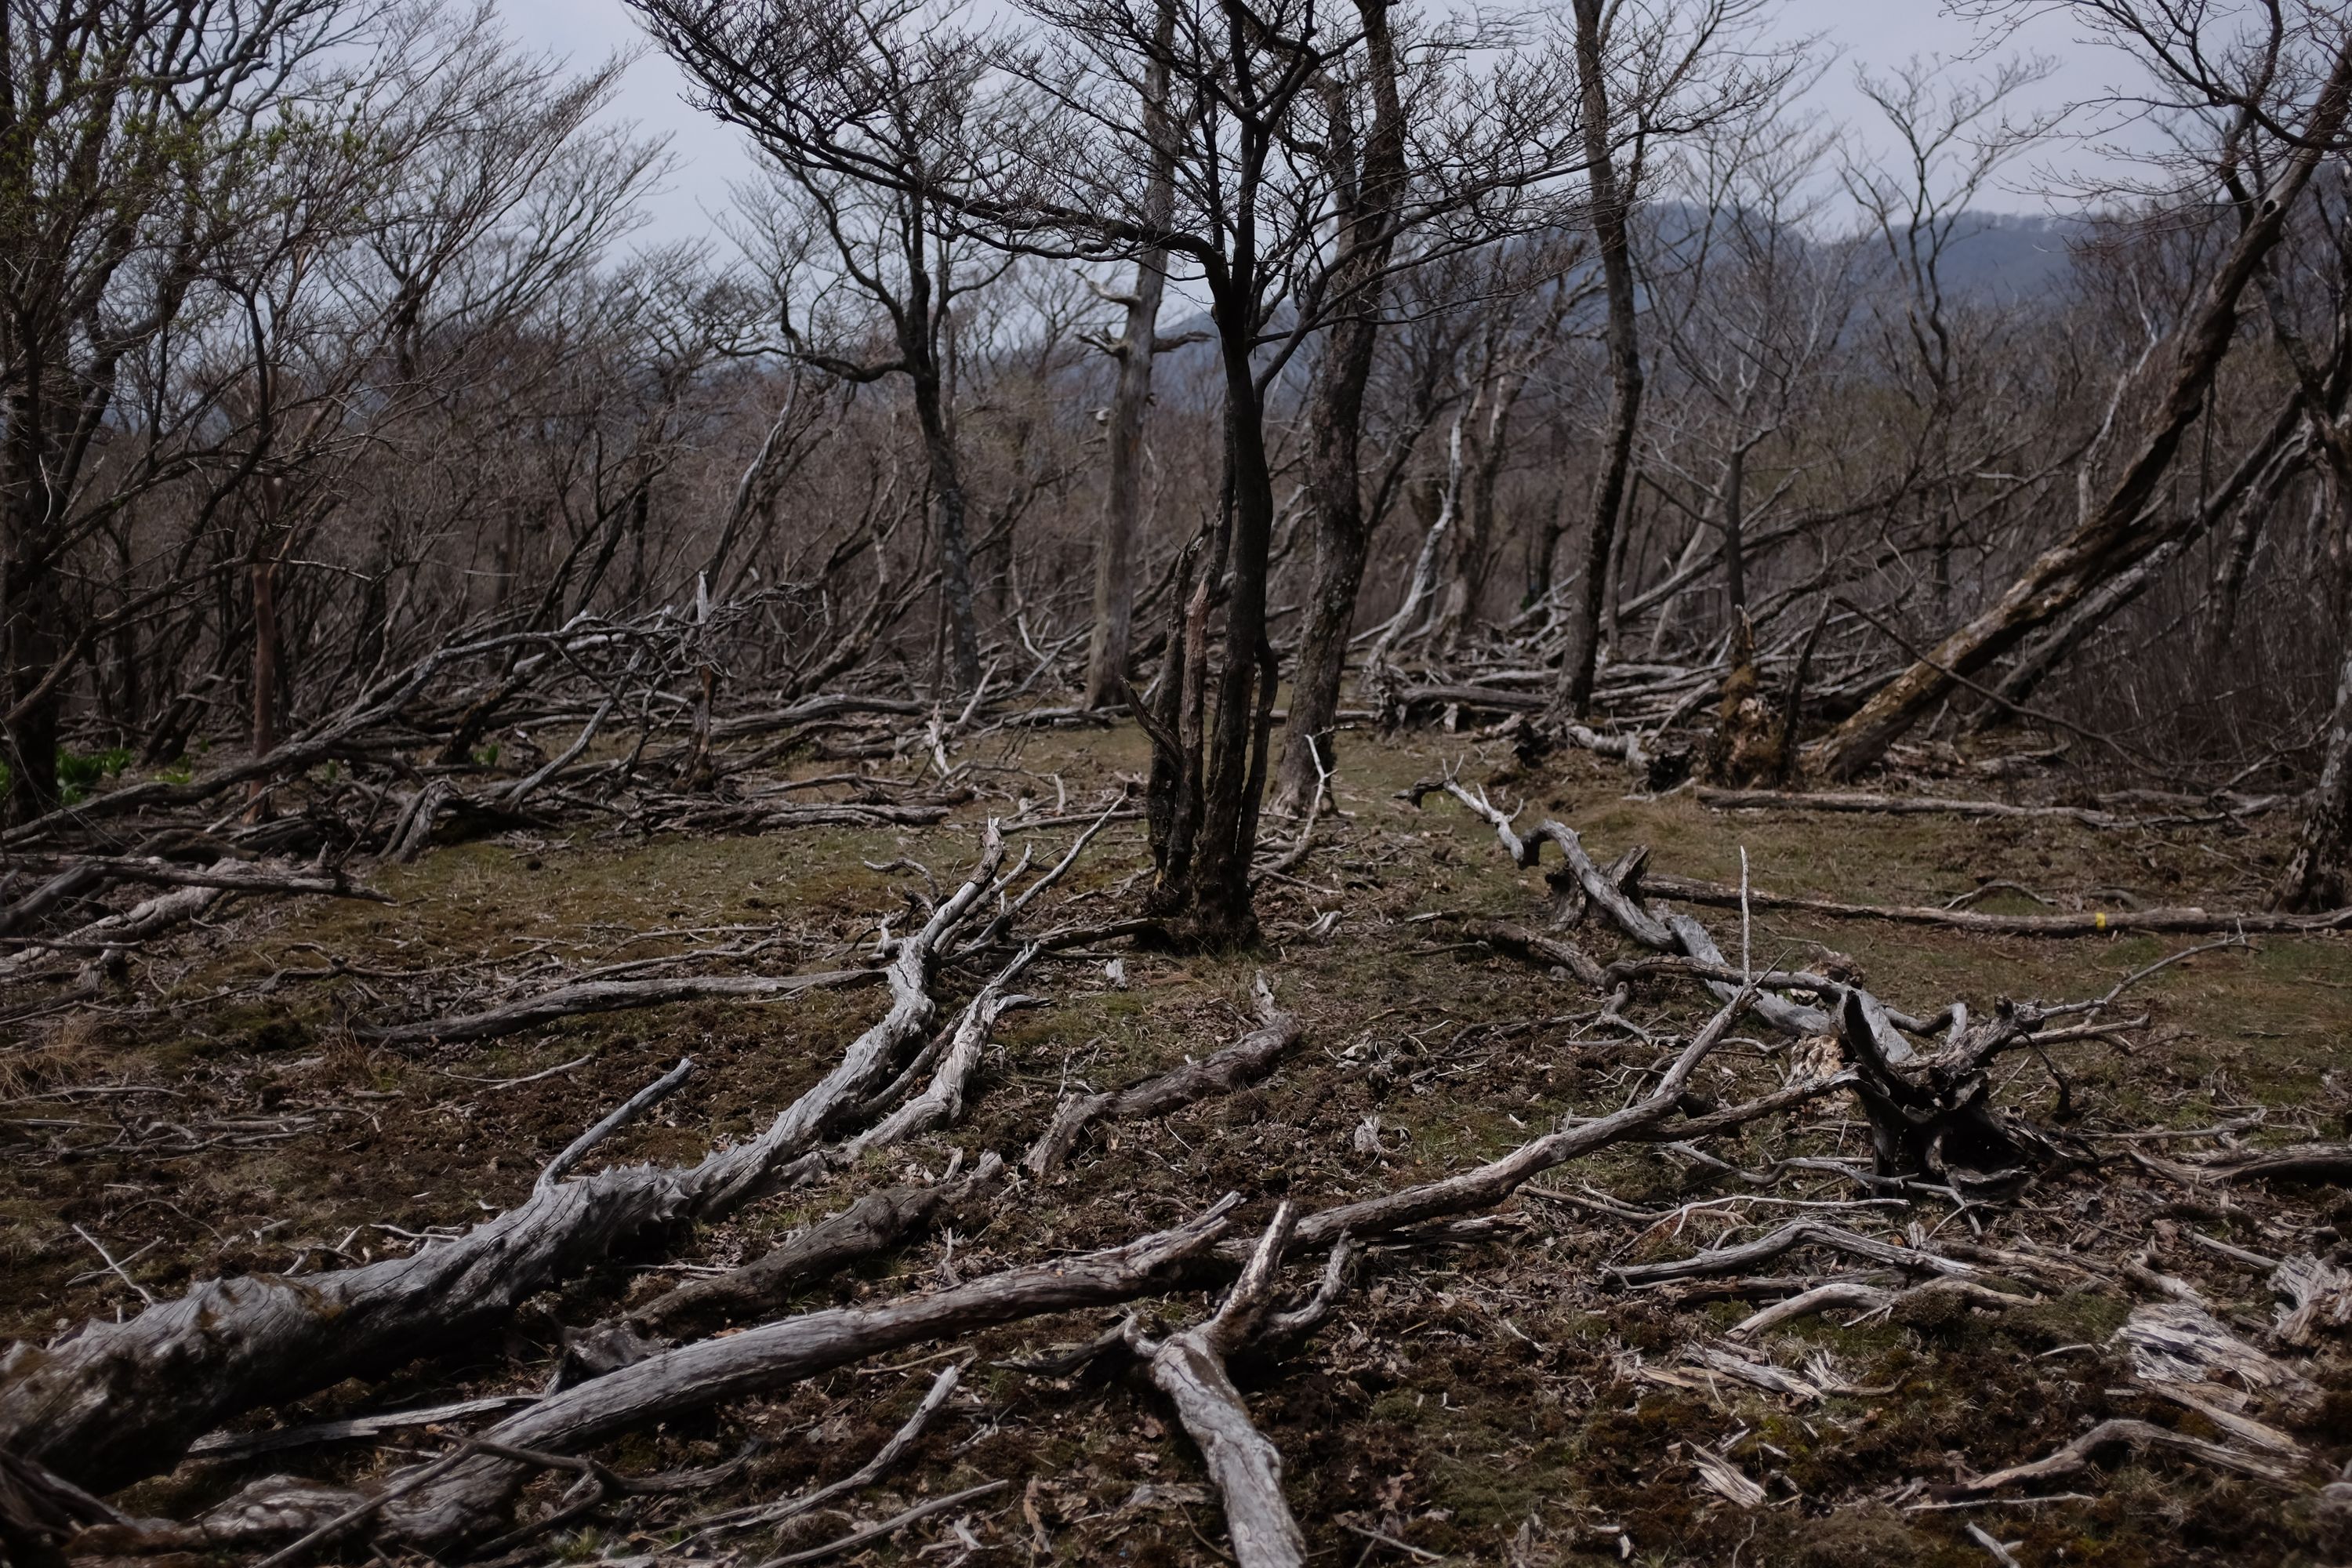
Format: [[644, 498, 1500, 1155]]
[[1083, 6, 1176, 710], [1552, 0, 1642, 720], [1272, 0, 1409, 811]]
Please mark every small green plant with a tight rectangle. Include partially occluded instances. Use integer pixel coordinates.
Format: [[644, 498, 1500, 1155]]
[[472, 742, 500, 768], [56, 746, 132, 804]]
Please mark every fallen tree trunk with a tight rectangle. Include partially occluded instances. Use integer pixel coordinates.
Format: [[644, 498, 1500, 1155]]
[[1025, 978, 1301, 1177], [1281, 993, 1748, 1251], [0, 879, 232, 983], [1464, 918, 1610, 989], [1643, 873, 2352, 937], [0, 855, 387, 905], [361, 967, 876, 1047], [1811, 33, 2352, 779], [1693, 787, 2133, 829], [614, 1157, 1009, 1344]]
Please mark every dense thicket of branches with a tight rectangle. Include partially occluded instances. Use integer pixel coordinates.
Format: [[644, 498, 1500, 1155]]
[[6, 0, 2352, 916]]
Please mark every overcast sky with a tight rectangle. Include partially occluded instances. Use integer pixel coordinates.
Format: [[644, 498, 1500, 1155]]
[[495, 0, 2129, 247]]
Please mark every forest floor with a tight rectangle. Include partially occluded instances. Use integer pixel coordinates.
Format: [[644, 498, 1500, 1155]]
[[6, 720, 2350, 1566]]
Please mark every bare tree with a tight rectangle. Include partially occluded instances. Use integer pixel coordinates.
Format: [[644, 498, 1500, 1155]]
[[1548, 0, 1798, 720]]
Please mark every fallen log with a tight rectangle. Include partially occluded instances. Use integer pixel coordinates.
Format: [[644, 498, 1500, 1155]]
[[1464, 918, 1610, 989], [1280, 991, 1748, 1252], [0, 879, 230, 983], [1609, 1219, 1983, 1287], [649, 800, 955, 833], [0, 855, 386, 909], [185, 1396, 542, 1462], [615, 1157, 1010, 1345], [1025, 978, 1301, 1177], [1643, 873, 2352, 937], [1937, 1417, 2296, 1497], [361, 967, 876, 1047], [1694, 787, 2132, 829]]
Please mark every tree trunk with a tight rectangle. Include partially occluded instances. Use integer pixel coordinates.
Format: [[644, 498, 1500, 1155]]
[[2278, 612, 2352, 912], [1552, 0, 1642, 720], [1719, 445, 1747, 620], [246, 480, 287, 818], [2, 554, 64, 822], [1271, 0, 1408, 811], [1988, 392, 2307, 724], [1083, 11, 1176, 710], [1188, 352, 1279, 946], [1814, 40, 2352, 780], [912, 368, 982, 694], [1436, 347, 1520, 653]]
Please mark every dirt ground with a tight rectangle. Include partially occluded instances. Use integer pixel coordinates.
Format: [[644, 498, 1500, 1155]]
[[7, 720, 2351, 1566]]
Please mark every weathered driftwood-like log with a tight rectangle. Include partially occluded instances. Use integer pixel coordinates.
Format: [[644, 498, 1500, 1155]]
[[837, 948, 1039, 1161], [1464, 918, 1610, 989], [1534, 821, 1676, 946], [1443, 796, 1929, 1045], [0, 855, 387, 905], [1608, 1218, 1982, 1287], [362, 968, 875, 1047], [187, 1197, 1242, 1552], [616, 1157, 1008, 1345], [1279, 993, 1746, 1253], [1939, 1418, 2295, 1497], [649, 800, 955, 833], [1121, 1204, 1346, 1568], [2273, 1254, 2352, 1348], [0, 878, 234, 982], [2144, 1141, 2352, 1185], [0, 830, 1007, 1493], [1445, 797, 2064, 1190], [1729, 1276, 2033, 1338], [1644, 872, 2352, 936], [1694, 787, 2135, 829], [1025, 978, 1301, 1177], [185, 1396, 542, 1462]]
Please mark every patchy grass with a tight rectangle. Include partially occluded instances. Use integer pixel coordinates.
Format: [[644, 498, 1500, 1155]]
[[5, 721, 2351, 1564]]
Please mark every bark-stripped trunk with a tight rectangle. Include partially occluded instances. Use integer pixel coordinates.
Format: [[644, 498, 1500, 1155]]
[[1272, 0, 1408, 811], [1814, 39, 2352, 780], [1083, 8, 1176, 710], [1552, 0, 1642, 720], [2274, 622, 2352, 909]]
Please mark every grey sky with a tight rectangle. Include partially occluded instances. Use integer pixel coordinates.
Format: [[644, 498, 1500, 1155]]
[[495, 0, 2128, 246]]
